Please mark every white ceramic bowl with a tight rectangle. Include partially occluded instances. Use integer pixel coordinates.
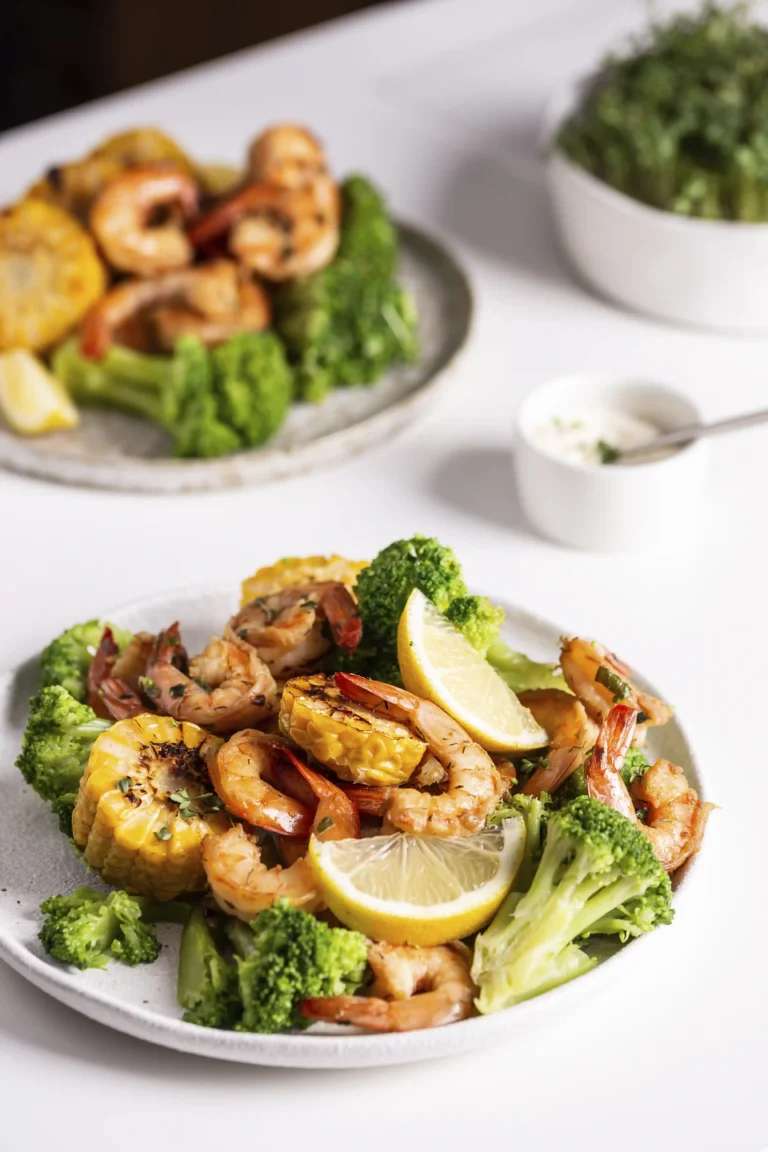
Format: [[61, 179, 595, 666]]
[[513, 375, 709, 552], [547, 82, 768, 333]]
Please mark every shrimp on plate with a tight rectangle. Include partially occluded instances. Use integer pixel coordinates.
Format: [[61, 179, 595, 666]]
[[517, 688, 599, 797], [334, 673, 503, 837], [248, 124, 329, 188], [561, 637, 672, 730], [227, 582, 361, 677], [301, 941, 476, 1033]]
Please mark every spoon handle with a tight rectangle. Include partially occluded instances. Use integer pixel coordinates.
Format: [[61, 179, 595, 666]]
[[618, 407, 768, 461]]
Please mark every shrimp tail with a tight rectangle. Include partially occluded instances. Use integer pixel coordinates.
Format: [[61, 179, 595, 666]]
[[87, 626, 120, 717], [280, 746, 361, 840], [585, 703, 638, 821], [99, 676, 148, 720]]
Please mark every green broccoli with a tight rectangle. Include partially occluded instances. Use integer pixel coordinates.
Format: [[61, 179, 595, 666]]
[[226, 901, 368, 1034], [39, 886, 161, 969], [487, 793, 551, 893], [275, 175, 418, 403], [444, 596, 504, 656], [52, 335, 242, 459], [39, 618, 133, 701], [212, 331, 294, 447], [622, 746, 650, 786], [50, 791, 78, 837], [177, 907, 241, 1029], [472, 796, 674, 1012], [486, 640, 568, 693], [16, 686, 111, 802], [552, 746, 650, 808]]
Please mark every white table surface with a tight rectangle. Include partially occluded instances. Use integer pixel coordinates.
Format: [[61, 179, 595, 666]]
[[0, 1, 764, 1148]]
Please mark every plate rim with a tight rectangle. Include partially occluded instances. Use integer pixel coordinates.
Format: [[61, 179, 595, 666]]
[[0, 222, 474, 493], [0, 582, 709, 1067]]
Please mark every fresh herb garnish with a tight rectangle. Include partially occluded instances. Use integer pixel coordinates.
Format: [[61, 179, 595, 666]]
[[596, 439, 620, 465], [316, 816, 335, 835], [169, 684, 186, 698], [117, 776, 133, 793], [154, 826, 172, 841], [595, 665, 630, 702]]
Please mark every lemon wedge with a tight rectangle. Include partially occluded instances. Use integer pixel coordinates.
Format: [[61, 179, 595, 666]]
[[0, 349, 79, 435], [309, 820, 524, 946], [397, 588, 548, 753]]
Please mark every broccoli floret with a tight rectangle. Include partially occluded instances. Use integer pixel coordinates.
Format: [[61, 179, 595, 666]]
[[39, 618, 133, 701], [177, 907, 241, 1029], [50, 791, 78, 837], [226, 901, 368, 1034], [486, 641, 568, 693], [39, 886, 161, 969], [52, 335, 242, 459], [444, 595, 504, 655], [488, 793, 551, 892], [16, 686, 111, 802], [212, 331, 294, 447], [622, 747, 650, 786], [275, 175, 418, 403], [472, 796, 674, 1012]]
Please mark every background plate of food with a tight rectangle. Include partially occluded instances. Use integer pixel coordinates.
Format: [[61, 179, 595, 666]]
[[0, 539, 712, 1068], [0, 126, 472, 491]]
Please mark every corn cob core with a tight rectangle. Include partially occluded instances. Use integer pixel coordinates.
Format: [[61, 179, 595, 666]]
[[72, 713, 228, 900], [240, 555, 369, 606], [279, 674, 427, 786]]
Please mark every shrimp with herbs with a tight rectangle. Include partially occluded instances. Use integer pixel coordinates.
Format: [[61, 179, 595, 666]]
[[335, 673, 503, 837], [517, 688, 599, 796], [89, 164, 199, 276], [248, 124, 329, 188], [301, 942, 476, 1033], [79, 259, 270, 359], [202, 747, 359, 920], [227, 582, 362, 677], [560, 637, 672, 729], [145, 624, 277, 734], [204, 729, 313, 836], [586, 703, 712, 870]]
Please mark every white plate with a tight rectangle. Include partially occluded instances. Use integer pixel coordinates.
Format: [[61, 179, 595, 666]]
[[0, 225, 472, 492], [0, 584, 706, 1068]]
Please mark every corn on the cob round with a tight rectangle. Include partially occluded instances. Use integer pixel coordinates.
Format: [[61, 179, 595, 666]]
[[279, 674, 426, 786], [240, 555, 368, 606], [72, 714, 229, 900]]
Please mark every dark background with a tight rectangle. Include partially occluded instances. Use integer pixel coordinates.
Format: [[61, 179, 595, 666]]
[[2, 0, 388, 133]]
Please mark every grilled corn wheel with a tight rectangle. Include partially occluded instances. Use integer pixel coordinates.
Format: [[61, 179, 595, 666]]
[[241, 555, 368, 606], [72, 714, 229, 901], [0, 200, 106, 352], [279, 674, 426, 786], [27, 127, 194, 221]]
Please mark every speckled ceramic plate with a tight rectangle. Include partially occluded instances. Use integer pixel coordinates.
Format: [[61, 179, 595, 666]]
[[0, 585, 707, 1067], [0, 225, 472, 493]]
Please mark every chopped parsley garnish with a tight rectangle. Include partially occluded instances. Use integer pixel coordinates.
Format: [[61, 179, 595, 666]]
[[316, 816, 335, 835], [596, 439, 620, 465], [117, 776, 133, 794], [154, 826, 172, 841], [595, 665, 630, 702]]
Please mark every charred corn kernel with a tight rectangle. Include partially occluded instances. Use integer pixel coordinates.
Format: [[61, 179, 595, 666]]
[[0, 200, 106, 352], [72, 714, 228, 901], [241, 555, 369, 606], [279, 674, 426, 786]]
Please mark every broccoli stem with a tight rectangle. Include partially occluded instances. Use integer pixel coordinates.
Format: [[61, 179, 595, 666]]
[[224, 917, 256, 958]]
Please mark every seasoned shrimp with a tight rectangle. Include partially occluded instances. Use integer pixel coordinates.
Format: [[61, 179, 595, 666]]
[[188, 176, 340, 281], [632, 760, 714, 872], [79, 259, 270, 359], [302, 942, 476, 1033], [151, 275, 270, 351], [99, 677, 147, 720], [90, 164, 199, 276], [228, 582, 362, 677], [204, 729, 313, 836], [561, 638, 672, 728], [248, 124, 328, 188], [517, 689, 599, 797], [203, 747, 359, 920], [145, 624, 277, 734], [110, 631, 155, 692], [585, 703, 638, 821], [335, 674, 503, 837], [87, 626, 121, 719]]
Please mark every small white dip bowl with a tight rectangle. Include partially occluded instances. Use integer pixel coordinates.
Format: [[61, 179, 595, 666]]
[[513, 375, 710, 552], [546, 81, 768, 333]]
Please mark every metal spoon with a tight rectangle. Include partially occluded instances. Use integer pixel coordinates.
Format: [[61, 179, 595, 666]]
[[614, 408, 768, 463]]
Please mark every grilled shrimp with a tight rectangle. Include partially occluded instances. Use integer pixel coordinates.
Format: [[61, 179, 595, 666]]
[[111, 631, 155, 691], [87, 626, 122, 719], [227, 582, 361, 677], [90, 164, 199, 276], [335, 674, 503, 836], [517, 689, 599, 797], [79, 259, 270, 359], [188, 176, 340, 281], [302, 942, 476, 1033], [560, 638, 672, 729], [204, 729, 313, 836], [145, 624, 277, 734], [586, 704, 712, 871], [202, 747, 359, 920], [248, 124, 329, 188]]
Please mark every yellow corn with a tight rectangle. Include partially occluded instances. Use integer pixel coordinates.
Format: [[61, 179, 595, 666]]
[[72, 714, 229, 901], [279, 674, 426, 786], [240, 555, 369, 606]]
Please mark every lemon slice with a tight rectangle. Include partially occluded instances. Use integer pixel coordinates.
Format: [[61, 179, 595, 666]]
[[0, 349, 79, 434], [309, 820, 524, 946], [397, 588, 548, 753]]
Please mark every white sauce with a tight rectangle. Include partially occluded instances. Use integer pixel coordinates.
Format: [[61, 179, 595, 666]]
[[532, 409, 674, 467]]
